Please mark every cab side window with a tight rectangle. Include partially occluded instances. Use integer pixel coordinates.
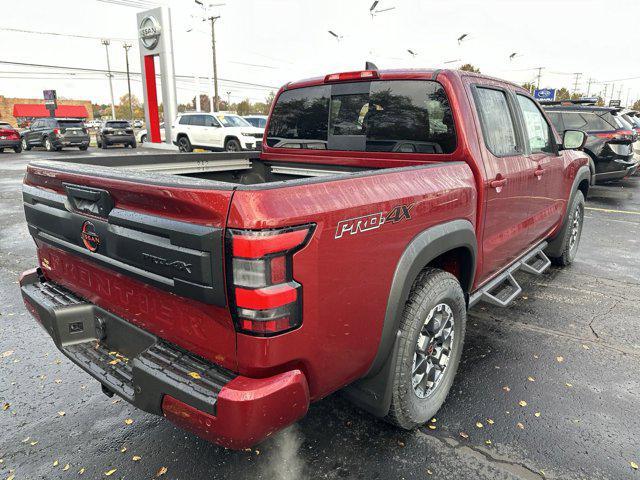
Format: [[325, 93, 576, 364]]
[[474, 87, 519, 157], [516, 95, 553, 154]]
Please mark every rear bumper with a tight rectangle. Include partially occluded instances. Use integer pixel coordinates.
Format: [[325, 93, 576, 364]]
[[0, 139, 20, 148], [52, 137, 90, 148], [103, 134, 136, 145], [593, 158, 639, 183], [19, 268, 310, 449]]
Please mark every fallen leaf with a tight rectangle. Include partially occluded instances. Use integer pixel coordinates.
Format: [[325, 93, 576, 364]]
[[519, 400, 528, 407], [108, 359, 120, 365], [582, 344, 590, 350], [565, 383, 573, 388], [487, 419, 495, 425], [502, 386, 511, 392], [459, 432, 469, 439], [57, 411, 65, 417], [255, 450, 260, 455], [527, 376, 536, 382], [79, 467, 85, 474], [120, 447, 127, 453], [2, 403, 9, 411], [124, 418, 133, 425], [155, 466, 168, 477], [427, 424, 436, 430], [105, 468, 117, 476], [7, 475, 15, 480], [132, 455, 142, 462], [485, 440, 492, 445], [53, 460, 59, 467], [54, 379, 62, 384], [535, 412, 541, 418], [430, 417, 437, 423], [631, 461, 638, 470], [475, 422, 483, 428], [30, 441, 38, 446], [54, 359, 61, 365], [21, 437, 30, 443], [556, 356, 564, 363], [426, 469, 433, 475], [516, 422, 525, 430], [63, 464, 70, 471], [112, 399, 122, 404], [533, 354, 539, 359], [188, 372, 201, 380], [1, 350, 14, 358], [397, 440, 405, 447]]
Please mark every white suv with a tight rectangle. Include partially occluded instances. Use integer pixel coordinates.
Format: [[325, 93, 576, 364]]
[[172, 112, 264, 152]]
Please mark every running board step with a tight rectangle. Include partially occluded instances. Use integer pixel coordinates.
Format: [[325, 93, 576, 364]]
[[469, 241, 549, 308]]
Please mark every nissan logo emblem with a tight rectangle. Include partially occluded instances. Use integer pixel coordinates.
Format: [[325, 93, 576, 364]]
[[139, 15, 162, 50], [81, 221, 100, 252]]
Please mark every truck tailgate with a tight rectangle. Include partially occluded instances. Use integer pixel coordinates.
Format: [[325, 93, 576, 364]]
[[23, 162, 237, 371]]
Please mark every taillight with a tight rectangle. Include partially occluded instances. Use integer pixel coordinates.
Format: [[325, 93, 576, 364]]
[[595, 130, 633, 140], [227, 225, 314, 337]]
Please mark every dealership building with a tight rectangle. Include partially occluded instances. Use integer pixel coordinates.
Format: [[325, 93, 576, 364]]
[[0, 95, 93, 127]]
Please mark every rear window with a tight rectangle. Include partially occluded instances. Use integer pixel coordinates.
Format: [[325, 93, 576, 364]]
[[57, 120, 84, 128], [0, 122, 12, 129], [267, 80, 457, 154], [105, 121, 131, 128]]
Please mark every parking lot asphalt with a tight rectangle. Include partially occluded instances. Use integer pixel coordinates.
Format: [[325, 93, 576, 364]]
[[1, 149, 639, 480]]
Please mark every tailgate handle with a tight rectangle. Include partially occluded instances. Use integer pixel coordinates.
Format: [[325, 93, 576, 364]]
[[64, 183, 114, 217]]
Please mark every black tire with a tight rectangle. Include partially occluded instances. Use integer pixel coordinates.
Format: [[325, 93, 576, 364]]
[[140, 134, 147, 143], [101, 139, 108, 149], [21, 138, 31, 151], [224, 138, 241, 152], [0, 148, 4, 153], [178, 135, 193, 152], [130, 142, 137, 149], [44, 136, 53, 152], [13, 145, 22, 153], [549, 190, 585, 267], [79, 145, 88, 151], [386, 268, 466, 429]]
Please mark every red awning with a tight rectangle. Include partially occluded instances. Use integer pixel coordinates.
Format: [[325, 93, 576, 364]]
[[12, 104, 88, 118]]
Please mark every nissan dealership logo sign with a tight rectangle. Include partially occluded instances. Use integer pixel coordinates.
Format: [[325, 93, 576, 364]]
[[139, 15, 162, 50]]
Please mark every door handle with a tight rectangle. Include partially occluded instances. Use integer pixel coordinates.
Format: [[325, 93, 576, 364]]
[[489, 178, 507, 189]]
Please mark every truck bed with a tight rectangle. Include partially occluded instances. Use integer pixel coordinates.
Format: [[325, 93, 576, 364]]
[[32, 152, 379, 189]]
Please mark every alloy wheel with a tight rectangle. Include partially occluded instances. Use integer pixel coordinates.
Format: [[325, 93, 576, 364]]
[[568, 203, 583, 254], [412, 303, 455, 399]]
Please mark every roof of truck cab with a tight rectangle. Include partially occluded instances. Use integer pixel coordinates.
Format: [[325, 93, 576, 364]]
[[283, 68, 526, 92]]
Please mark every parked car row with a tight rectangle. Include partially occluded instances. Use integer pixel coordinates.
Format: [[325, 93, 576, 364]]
[[542, 100, 639, 184]]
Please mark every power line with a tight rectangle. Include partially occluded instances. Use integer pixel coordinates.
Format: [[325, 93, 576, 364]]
[[0, 59, 279, 90], [0, 27, 134, 42]]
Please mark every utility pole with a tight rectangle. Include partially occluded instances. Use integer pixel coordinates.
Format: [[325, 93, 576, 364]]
[[536, 67, 544, 90], [226, 91, 231, 107], [123, 43, 133, 121], [603, 84, 608, 104], [102, 39, 116, 120], [193, 75, 201, 112], [572, 72, 582, 96], [586, 77, 593, 97], [611, 83, 616, 102], [209, 15, 221, 111]]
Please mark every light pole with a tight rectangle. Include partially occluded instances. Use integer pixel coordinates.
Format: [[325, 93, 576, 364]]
[[123, 43, 133, 121], [102, 39, 116, 120], [209, 15, 221, 111]]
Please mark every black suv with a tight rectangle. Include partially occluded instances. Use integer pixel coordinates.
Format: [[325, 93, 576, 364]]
[[543, 103, 638, 184], [21, 118, 90, 152], [96, 120, 136, 149]]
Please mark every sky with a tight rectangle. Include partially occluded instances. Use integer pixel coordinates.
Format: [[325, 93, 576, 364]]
[[1, 0, 639, 109]]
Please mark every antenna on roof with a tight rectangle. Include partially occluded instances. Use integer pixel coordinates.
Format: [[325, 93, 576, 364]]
[[365, 61, 379, 71]]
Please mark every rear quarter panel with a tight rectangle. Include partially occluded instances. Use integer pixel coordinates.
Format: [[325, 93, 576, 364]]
[[228, 163, 476, 400]]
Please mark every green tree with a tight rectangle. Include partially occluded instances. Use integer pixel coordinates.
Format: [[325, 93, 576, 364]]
[[521, 82, 535, 93], [115, 94, 144, 120], [460, 63, 480, 73], [555, 88, 570, 101]]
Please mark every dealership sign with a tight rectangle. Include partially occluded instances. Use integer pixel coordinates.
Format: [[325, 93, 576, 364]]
[[139, 15, 162, 50], [534, 89, 556, 101]]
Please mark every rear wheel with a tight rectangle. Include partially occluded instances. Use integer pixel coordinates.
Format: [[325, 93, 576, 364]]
[[13, 144, 22, 153], [386, 268, 466, 429], [44, 137, 54, 152], [140, 134, 147, 143], [178, 135, 193, 152], [79, 145, 88, 151], [224, 138, 241, 152], [549, 190, 585, 267], [130, 142, 137, 149]]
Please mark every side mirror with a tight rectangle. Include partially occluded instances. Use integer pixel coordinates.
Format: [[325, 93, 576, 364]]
[[562, 130, 587, 150]]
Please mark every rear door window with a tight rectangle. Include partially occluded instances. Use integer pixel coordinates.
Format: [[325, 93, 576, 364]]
[[474, 87, 519, 156], [581, 113, 614, 131], [179, 116, 192, 125]]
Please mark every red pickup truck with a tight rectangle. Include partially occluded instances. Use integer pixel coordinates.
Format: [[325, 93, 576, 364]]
[[20, 68, 590, 449]]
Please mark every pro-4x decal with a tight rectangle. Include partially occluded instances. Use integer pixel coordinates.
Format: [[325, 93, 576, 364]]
[[335, 204, 414, 239]]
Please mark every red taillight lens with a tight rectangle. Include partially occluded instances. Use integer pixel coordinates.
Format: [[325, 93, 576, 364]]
[[227, 225, 314, 337], [324, 70, 379, 83]]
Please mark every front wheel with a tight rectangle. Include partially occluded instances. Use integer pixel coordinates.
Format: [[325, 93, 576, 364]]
[[44, 137, 54, 152], [386, 268, 466, 429], [13, 145, 22, 153], [140, 134, 147, 143], [21, 138, 31, 151], [549, 190, 585, 267], [224, 138, 241, 152]]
